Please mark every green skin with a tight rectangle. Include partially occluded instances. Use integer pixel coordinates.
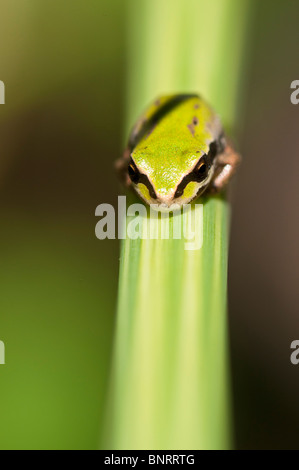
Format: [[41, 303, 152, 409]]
[[116, 94, 240, 208]]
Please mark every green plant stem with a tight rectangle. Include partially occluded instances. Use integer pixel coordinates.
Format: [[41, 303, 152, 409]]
[[104, 0, 252, 450]]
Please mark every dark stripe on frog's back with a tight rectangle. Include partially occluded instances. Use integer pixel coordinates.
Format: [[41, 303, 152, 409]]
[[128, 94, 199, 151]]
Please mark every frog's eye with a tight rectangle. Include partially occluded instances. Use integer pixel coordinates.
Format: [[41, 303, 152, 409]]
[[196, 161, 207, 175], [128, 161, 140, 184], [194, 158, 208, 180]]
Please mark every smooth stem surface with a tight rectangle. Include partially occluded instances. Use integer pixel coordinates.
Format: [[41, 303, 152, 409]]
[[104, 0, 252, 450], [105, 196, 231, 449]]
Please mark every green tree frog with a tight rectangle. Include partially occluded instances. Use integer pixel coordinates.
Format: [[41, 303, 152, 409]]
[[116, 94, 240, 207]]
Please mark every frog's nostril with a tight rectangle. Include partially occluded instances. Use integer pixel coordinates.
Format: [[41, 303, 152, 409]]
[[154, 193, 175, 207]]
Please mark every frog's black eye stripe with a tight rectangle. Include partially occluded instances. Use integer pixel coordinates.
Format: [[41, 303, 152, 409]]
[[128, 158, 157, 199], [174, 139, 221, 199], [128, 160, 140, 184], [174, 161, 208, 198], [208, 140, 218, 161], [128, 94, 199, 150], [174, 186, 184, 198], [139, 174, 157, 199]]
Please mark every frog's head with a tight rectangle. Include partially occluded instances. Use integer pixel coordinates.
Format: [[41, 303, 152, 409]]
[[125, 94, 223, 209], [127, 140, 219, 208]]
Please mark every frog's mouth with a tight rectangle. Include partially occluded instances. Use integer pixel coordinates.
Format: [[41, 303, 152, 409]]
[[152, 178, 211, 210], [134, 166, 213, 210], [137, 186, 208, 212], [149, 202, 181, 213]]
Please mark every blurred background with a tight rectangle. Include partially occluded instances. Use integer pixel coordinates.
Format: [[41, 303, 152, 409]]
[[0, 0, 298, 449]]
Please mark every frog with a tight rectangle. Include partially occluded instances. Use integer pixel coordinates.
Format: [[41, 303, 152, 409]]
[[116, 94, 240, 208]]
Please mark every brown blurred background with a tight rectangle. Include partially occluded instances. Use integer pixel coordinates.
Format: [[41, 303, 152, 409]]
[[229, 1, 299, 448], [0, 0, 298, 449]]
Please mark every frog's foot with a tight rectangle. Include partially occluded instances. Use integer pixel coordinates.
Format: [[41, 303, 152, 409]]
[[210, 142, 241, 193], [115, 147, 131, 188]]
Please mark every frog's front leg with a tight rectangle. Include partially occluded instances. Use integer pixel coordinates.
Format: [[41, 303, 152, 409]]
[[115, 147, 132, 188], [211, 142, 241, 193]]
